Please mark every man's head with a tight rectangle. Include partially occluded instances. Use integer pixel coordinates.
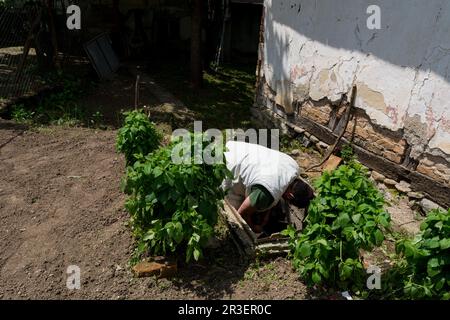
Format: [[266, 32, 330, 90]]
[[283, 178, 315, 209]]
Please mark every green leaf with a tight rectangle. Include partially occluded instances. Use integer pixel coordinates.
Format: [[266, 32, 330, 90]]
[[336, 213, 350, 228], [346, 189, 358, 199], [316, 239, 328, 247], [312, 271, 322, 284], [440, 238, 450, 250], [380, 216, 390, 228], [339, 263, 353, 280], [143, 231, 155, 241], [424, 238, 440, 249], [153, 167, 163, 178], [193, 248, 201, 261], [374, 229, 384, 245], [299, 242, 311, 257], [352, 214, 361, 224]]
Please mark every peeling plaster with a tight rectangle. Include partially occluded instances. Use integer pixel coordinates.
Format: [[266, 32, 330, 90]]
[[356, 82, 387, 114], [263, 0, 450, 160]]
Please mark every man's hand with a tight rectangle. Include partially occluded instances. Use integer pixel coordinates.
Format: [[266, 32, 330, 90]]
[[237, 197, 271, 233], [237, 196, 257, 230]]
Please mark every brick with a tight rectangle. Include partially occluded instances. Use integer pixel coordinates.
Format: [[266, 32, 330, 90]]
[[300, 103, 331, 126], [416, 164, 448, 185], [383, 151, 402, 163], [364, 142, 382, 155], [376, 138, 394, 150], [392, 143, 406, 155], [322, 155, 342, 172], [355, 126, 370, 139], [133, 259, 177, 278], [417, 163, 434, 176]]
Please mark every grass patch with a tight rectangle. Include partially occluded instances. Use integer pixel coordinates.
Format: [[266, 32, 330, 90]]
[[147, 62, 255, 130], [280, 135, 307, 153], [4, 72, 107, 129], [280, 135, 319, 157]]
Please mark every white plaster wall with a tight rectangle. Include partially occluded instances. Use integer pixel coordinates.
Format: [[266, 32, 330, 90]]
[[263, 0, 450, 159]]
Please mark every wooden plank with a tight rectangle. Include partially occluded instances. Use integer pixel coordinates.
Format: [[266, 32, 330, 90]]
[[255, 233, 288, 245], [294, 116, 450, 208], [220, 201, 255, 255], [224, 198, 257, 243]]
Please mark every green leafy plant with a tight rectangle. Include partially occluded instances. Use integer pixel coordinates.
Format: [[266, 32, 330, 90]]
[[283, 160, 390, 291], [116, 110, 162, 165], [8, 75, 87, 126], [11, 104, 34, 123], [89, 111, 105, 129], [395, 208, 449, 300], [340, 143, 356, 163], [123, 134, 231, 263], [280, 135, 305, 153]]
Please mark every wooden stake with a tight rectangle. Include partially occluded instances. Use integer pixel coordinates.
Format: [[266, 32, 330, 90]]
[[15, 9, 43, 81], [305, 85, 357, 172], [134, 75, 140, 110]]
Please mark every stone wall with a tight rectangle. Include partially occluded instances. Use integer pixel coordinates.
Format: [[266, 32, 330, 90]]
[[254, 0, 450, 208], [254, 78, 450, 209]]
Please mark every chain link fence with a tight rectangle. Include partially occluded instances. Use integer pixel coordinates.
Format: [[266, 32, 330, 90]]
[[0, 0, 84, 106], [0, 1, 45, 103]]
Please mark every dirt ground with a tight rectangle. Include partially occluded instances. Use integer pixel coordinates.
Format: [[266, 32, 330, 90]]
[[0, 120, 310, 300], [0, 64, 423, 300]]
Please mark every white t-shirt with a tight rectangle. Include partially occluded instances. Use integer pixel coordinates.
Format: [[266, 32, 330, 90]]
[[224, 141, 299, 209]]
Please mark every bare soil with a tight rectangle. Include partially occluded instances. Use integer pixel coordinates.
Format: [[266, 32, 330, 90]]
[[0, 120, 309, 300], [0, 64, 422, 300]]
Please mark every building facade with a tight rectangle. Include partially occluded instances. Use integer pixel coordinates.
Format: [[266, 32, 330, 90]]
[[254, 0, 450, 208]]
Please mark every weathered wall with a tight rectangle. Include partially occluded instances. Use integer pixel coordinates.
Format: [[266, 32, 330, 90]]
[[257, 0, 450, 194]]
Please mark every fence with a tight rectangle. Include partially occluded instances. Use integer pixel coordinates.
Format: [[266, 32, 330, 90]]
[[0, 2, 41, 103], [0, 0, 83, 106]]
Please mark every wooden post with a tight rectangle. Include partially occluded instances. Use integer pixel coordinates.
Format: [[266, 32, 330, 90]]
[[46, 0, 59, 68], [135, 75, 140, 110], [306, 85, 357, 172], [190, 0, 203, 89]]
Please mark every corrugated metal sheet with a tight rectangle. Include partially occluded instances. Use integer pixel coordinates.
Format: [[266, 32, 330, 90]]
[[83, 33, 119, 80]]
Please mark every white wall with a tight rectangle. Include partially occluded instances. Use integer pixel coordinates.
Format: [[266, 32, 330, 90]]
[[263, 0, 450, 161]]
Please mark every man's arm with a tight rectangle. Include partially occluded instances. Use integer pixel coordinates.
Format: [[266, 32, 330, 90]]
[[237, 196, 257, 229], [238, 185, 274, 232]]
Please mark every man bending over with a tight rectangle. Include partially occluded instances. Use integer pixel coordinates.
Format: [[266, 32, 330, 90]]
[[223, 141, 314, 233]]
